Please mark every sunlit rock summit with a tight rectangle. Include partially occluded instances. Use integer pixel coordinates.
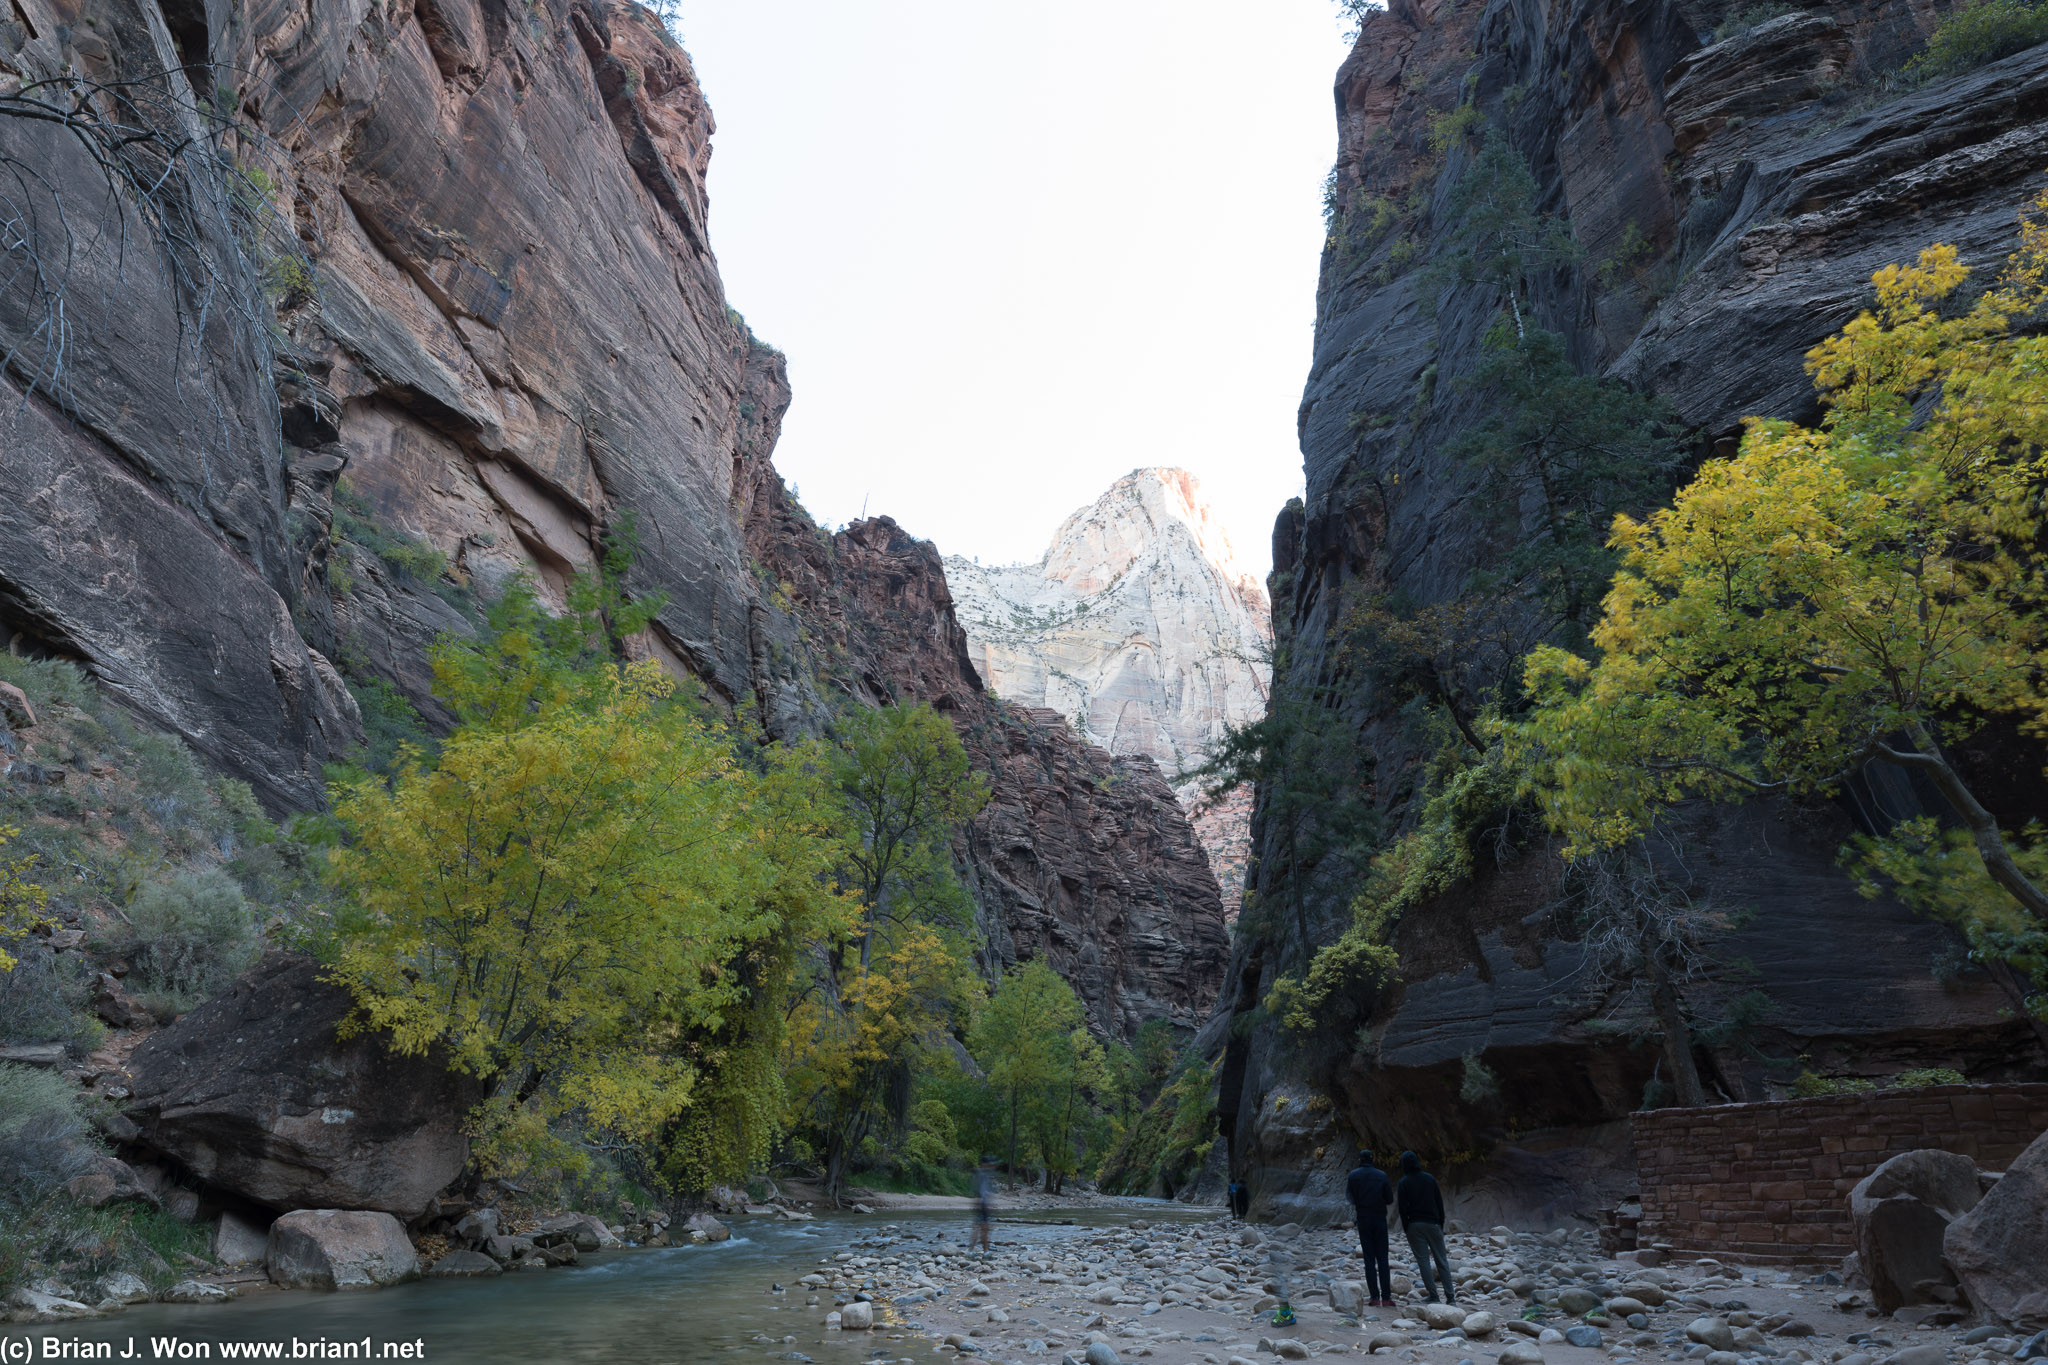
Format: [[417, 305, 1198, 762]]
[[945, 468, 1272, 909]]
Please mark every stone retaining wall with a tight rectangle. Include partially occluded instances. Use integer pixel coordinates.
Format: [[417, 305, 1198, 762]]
[[1632, 1085, 2048, 1263]]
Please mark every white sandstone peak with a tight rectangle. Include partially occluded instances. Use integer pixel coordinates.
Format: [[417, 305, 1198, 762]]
[[944, 468, 1273, 913]]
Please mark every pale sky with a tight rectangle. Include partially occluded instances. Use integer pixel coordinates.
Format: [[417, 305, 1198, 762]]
[[675, 1, 1352, 578]]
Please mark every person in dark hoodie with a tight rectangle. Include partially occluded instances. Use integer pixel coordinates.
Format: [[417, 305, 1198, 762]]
[[1344, 1148, 1394, 1308], [1396, 1150, 1455, 1304]]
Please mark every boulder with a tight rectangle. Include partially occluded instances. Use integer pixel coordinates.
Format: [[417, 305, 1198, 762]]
[[94, 1272, 151, 1306], [1330, 1280, 1368, 1315], [1945, 1129, 2048, 1330], [1498, 1343, 1545, 1365], [265, 1209, 421, 1290], [7, 1287, 94, 1320], [684, 1212, 730, 1243], [452, 1208, 500, 1247], [482, 1234, 536, 1264], [1084, 1345, 1121, 1365], [533, 1212, 617, 1250], [1462, 1312, 1499, 1337], [214, 1211, 270, 1265], [840, 1301, 875, 1330], [0, 681, 35, 730], [162, 1282, 233, 1304], [1366, 1333, 1411, 1353], [126, 954, 484, 1218], [64, 1156, 157, 1209], [1849, 1149, 1982, 1313], [426, 1250, 500, 1277], [1421, 1302, 1466, 1330], [1555, 1287, 1602, 1316], [1565, 1326, 1604, 1348], [1687, 1318, 1736, 1351]]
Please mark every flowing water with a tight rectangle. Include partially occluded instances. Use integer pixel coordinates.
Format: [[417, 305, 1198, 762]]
[[3, 1206, 1205, 1365]]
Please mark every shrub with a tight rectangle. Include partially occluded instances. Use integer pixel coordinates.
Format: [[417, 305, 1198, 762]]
[[123, 869, 261, 1010], [0, 1062, 92, 1201], [131, 732, 209, 831], [0, 654, 96, 712], [1891, 1067, 1968, 1088], [0, 946, 100, 1049], [1713, 2, 1798, 42], [1906, 0, 2048, 81]]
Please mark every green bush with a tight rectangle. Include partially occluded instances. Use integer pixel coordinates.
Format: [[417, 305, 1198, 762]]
[[0, 1060, 79, 1139], [1891, 1066, 1968, 1088], [1907, 0, 2048, 80], [1713, 2, 1798, 42], [0, 654, 96, 712], [124, 869, 261, 1011], [0, 947, 101, 1049], [131, 732, 209, 831]]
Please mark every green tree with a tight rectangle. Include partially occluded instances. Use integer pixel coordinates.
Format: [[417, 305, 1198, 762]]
[[1024, 1024, 1110, 1193], [830, 704, 990, 972], [1453, 323, 1685, 636], [970, 958, 1087, 1176], [786, 701, 989, 1199], [1513, 205, 2048, 1006], [0, 827, 50, 974], [1429, 130, 1578, 342]]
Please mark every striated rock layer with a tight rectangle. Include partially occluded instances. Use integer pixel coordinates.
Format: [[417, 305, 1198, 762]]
[[946, 469, 1272, 912], [0, 0, 1227, 1038], [1207, 0, 2048, 1223]]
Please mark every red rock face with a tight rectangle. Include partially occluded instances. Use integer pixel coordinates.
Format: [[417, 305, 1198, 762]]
[[743, 500, 1231, 1037]]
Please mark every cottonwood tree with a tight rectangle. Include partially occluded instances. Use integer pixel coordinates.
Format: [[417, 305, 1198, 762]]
[[785, 701, 988, 1199], [1514, 203, 2048, 1018]]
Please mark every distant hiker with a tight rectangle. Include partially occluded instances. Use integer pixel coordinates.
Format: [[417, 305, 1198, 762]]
[[1344, 1147, 1394, 1308], [971, 1157, 996, 1257], [1229, 1180, 1250, 1220], [1396, 1150, 1455, 1304]]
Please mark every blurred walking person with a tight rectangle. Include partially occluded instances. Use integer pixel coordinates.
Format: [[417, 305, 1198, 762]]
[[1396, 1150, 1455, 1304]]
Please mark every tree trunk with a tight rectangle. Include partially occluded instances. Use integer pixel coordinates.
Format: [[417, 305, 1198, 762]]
[[1647, 958, 1706, 1108], [1007, 1092, 1019, 1177], [1888, 726, 2048, 919]]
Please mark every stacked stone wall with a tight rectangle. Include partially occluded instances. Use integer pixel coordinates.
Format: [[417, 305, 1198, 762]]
[[1632, 1085, 2048, 1262]]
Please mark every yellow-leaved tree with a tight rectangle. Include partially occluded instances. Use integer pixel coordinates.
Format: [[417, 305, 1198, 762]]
[[1513, 190, 2048, 1016], [327, 555, 848, 1181], [0, 825, 51, 973]]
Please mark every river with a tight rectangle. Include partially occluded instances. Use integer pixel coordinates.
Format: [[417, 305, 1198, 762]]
[[3, 1206, 1205, 1365]]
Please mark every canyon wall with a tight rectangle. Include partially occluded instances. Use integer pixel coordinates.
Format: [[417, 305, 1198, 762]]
[[946, 468, 1272, 912], [1213, 0, 2048, 1225], [0, 0, 1224, 1033]]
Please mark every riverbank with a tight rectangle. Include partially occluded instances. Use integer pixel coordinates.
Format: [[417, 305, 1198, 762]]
[[772, 1211, 2030, 1365]]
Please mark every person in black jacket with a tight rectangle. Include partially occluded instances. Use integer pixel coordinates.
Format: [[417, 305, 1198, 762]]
[[1396, 1150, 1455, 1303], [1344, 1148, 1394, 1308]]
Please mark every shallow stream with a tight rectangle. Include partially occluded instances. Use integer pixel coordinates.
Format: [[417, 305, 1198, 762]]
[[3, 1206, 1201, 1365]]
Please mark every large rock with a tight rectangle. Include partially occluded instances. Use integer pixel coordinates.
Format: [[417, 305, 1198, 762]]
[[1849, 1149, 1983, 1313], [214, 1211, 271, 1266], [126, 954, 482, 1218], [64, 1156, 157, 1210], [1946, 1129, 2048, 1329], [265, 1209, 420, 1290]]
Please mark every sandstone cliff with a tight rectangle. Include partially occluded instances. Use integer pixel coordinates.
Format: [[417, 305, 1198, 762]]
[[1213, 0, 2048, 1224], [946, 469, 1272, 911], [0, 0, 1225, 1032]]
